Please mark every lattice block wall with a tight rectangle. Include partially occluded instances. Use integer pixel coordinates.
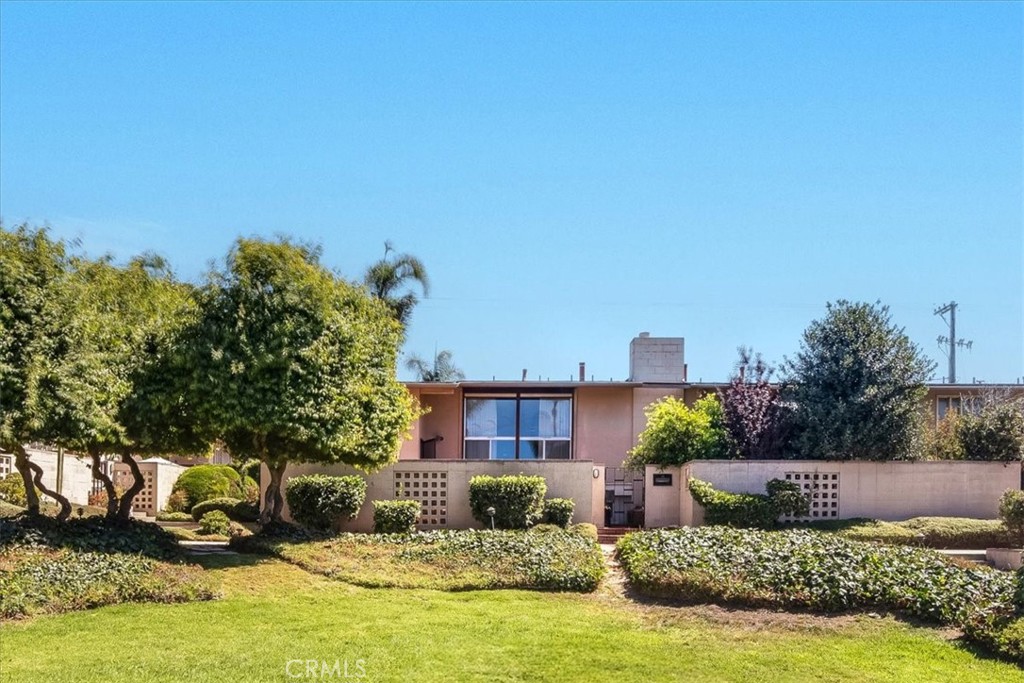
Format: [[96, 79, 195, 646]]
[[0, 455, 11, 478], [394, 471, 448, 528], [782, 471, 840, 520]]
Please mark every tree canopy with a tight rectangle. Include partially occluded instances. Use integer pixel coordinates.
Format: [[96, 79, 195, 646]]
[[784, 300, 934, 461], [190, 238, 419, 522]]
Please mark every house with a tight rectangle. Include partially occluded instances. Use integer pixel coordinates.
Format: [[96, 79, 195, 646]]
[[397, 333, 1024, 527]]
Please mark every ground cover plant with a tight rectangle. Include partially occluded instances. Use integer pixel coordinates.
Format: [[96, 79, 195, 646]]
[[233, 526, 605, 592], [0, 515, 216, 619], [1, 555, 1020, 682], [617, 526, 1024, 663]]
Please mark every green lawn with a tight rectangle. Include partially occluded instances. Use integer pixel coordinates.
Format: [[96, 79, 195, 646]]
[[1, 554, 1019, 682]]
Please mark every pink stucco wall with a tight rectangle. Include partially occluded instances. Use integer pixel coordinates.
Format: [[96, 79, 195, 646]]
[[574, 386, 635, 466]]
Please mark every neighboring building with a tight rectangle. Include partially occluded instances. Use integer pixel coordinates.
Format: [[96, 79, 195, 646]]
[[0, 446, 108, 506], [112, 457, 186, 516]]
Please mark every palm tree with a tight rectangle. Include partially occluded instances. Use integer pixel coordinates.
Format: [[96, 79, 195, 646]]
[[406, 349, 465, 382], [363, 241, 429, 327]]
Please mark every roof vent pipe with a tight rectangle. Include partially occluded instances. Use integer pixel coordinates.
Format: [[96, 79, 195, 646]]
[[522, 369, 527, 381]]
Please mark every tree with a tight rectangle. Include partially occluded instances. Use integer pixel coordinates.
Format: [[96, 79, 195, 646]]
[[50, 253, 210, 520], [719, 348, 793, 460], [363, 241, 429, 327], [191, 238, 418, 524], [625, 394, 730, 468], [957, 392, 1024, 461], [0, 225, 75, 518], [405, 349, 465, 382], [784, 300, 934, 461]]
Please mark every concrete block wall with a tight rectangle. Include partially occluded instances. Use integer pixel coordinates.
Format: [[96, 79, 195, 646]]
[[646, 460, 1022, 527], [264, 460, 605, 531], [629, 333, 685, 383]]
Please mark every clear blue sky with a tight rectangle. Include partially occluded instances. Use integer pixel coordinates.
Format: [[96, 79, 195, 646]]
[[2, 2, 1021, 383]]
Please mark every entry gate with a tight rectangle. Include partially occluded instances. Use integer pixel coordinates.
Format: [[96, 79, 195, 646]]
[[604, 467, 645, 527]]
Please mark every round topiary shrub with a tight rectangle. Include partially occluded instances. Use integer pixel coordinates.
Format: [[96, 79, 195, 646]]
[[543, 498, 575, 528], [0, 472, 27, 507], [198, 510, 231, 536], [284, 475, 367, 531], [372, 499, 421, 534], [469, 475, 546, 530], [190, 497, 258, 523], [171, 465, 255, 511]]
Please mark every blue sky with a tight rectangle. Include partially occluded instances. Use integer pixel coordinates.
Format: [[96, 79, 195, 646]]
[[1, 2, 1021, 383]]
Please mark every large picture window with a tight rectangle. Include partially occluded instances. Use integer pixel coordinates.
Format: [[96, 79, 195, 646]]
[[464, 396, 571, 460]]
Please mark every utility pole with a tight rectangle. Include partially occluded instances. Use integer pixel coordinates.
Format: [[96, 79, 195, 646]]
[[934, 301, 972, 384]]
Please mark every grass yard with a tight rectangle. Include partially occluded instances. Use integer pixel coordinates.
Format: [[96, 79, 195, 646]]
[[1, 554, 1020, 682]]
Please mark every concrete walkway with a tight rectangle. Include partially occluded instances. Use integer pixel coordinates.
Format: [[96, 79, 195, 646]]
[[178, 540, 236, 555]]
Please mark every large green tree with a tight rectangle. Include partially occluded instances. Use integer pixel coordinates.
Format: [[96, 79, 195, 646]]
[[0, 225, 75, 518], [363, 241, 429, 327], [53, 254, 211, 520], [784, 300, 934, 461], [192, 238, 418, 523]]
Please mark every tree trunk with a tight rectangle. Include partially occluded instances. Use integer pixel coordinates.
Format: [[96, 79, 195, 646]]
[[20, 446, 72, 521], [12, 446, 41, 515], [89, 450, 119, 519], [259, 461, 287, 524], [116, 453, 145, 522]]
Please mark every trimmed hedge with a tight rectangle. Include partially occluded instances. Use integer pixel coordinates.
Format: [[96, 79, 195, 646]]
[[469, 475, 546, 530], [198, 510, 231, 536], [617, 527, 1023, 663], [800, 516, 1011, 549], [171, 465, 256, 511], [155, 511, 192, 522], [190, 497, 259, 523], [0, 472, 27, 507], [373, 500, 420, 534], [1000, 490, 1024, 547], [284, 475, 367, 531], [543, 498, 575, 528], [688, 478, 808, 529]]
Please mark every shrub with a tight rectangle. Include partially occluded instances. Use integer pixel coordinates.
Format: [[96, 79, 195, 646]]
[[543, 498, 575, 528], [923, 413, 966, 460], [999, 490, 1024, 547], [0, 472, 27, 507], [571, 523, 599, 542], [284, 475, 367, 531], [800, 516, 1011, 549], [171, 465, 254, 511], [617, 527, 1020, 662], [373, 500, 420, 534], [528, 523, 563, 534], [198, 510, 231, 536], [190, 497, 258, 523], [688, 478, 808, 529], [155, 511, 192, 522], [959, 399, 1024, 461], [625, 395, 730, 468], [469, 475, 546, 529], [164, 489, 189, 513]]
